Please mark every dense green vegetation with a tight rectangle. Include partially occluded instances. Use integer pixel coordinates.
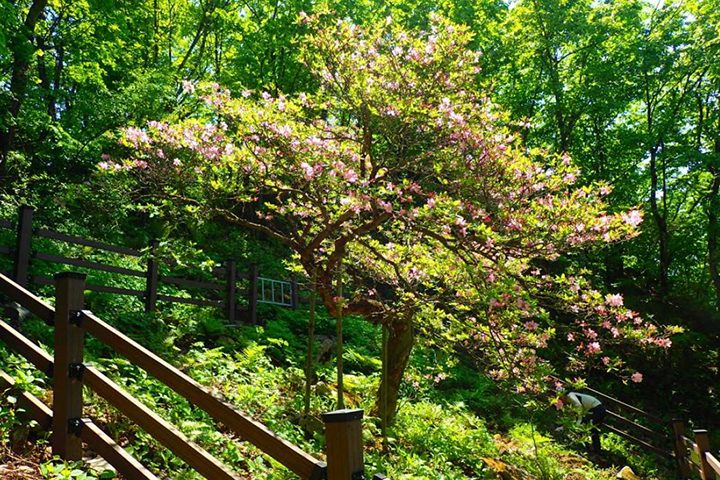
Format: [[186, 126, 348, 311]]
[[1, 0, 719, 478]]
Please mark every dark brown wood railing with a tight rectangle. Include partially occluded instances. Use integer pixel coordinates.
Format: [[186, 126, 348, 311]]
[[0, 271, 368, 480], [672, 421, 720, 480], [552, 378, 720, 479], [551, 377, 674, 458], [0, 205, 300, 325]]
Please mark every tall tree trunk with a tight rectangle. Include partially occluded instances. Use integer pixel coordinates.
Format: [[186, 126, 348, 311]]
[[649, 146, 670, 299], [708, 137, 720, 306], [0, 0, 49, 162], [374, 311, 414, 423]]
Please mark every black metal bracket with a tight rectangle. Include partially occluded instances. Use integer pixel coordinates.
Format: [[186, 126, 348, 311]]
[[352, 470, 366, 480], [67, 417, 90, 436], [69, 310, 83, 327], [68, 362, 86, 381]]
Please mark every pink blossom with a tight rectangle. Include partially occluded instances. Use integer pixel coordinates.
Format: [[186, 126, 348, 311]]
[[622, 209, 643, 227], [182, 80, 195, 94], [524, 321, 538, 330], [606, 293, 624, 307], [631, 372, 643, 383], [587, 342, 601, 354]]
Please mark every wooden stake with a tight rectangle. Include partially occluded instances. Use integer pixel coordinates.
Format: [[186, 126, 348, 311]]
[[672, 419, 691, 478], [695, 430, 716, 480], [53, 272, 86, 460], [322, 409, 364, 480], [13, 205, 33, 287], [226, 259, 237, 324], [336, 259, 344, 410], [381, 324, 388, 451], [144, 240, 159, 313], [304, 266, 317, 415], [249, 263, 258, 325]]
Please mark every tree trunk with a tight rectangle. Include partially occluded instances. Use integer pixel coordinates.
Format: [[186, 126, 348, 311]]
[[649, 146, 670, 299], [708, 138, 720, 306], [374, 312, 414, 423], [0, 0, 49, 161]]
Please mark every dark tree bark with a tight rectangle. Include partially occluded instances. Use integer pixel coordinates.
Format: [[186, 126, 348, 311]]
[[377, 311, 414, 422], [0, 0, 49, 163], [708, 138, 720, 306], [648, 145, 670, 299]]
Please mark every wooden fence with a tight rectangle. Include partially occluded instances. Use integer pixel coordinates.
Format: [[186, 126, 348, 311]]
[[552, 377, 675, 457], [0, 205, 299, 325], [672, 421, 720, 480], [0, 271, 374, 480], [553, 377, 720, 479]]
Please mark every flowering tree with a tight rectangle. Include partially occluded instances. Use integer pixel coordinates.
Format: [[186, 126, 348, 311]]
[[100, 13, 674, 419]]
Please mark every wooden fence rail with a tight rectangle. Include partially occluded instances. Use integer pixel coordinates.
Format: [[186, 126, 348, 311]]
[[0, 204, 300, 325], [0, 271, 370, 480], [551, 376, 674, 458], [672, 421, 720, 480]]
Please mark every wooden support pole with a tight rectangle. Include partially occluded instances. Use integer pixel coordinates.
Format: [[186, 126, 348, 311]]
[[53, 271, 86, 461], [695, 430, 716, 480], [226, 260, 237, 324], [291, 274, 299, 310], [249, 263, 258, 325], [381, 324, 388, 451], [322, 409, 364, 480], [304, 267, 317, 415], [673, 419, 691, 478], [13, 205, 33, 286], [144, 240, 159, 313], [336, 259, 344, 410]]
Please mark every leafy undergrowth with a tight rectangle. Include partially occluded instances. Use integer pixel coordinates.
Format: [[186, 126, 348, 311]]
[[1, 303, 677, 480]]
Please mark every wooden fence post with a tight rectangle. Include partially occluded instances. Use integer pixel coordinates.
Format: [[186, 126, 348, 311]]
[[13, 205, 33, 286], [144, 240, 159, 313], [672, 419, 691, 478], [53, 272, 87, 461], [322, 409, 364, 480], [695, 430, 716, 480], [291, 274, 299, 310], [226, 260, 237, 324], [249, 263, 258, 325]]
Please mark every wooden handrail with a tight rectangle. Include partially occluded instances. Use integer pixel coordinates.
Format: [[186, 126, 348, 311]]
[[0, 369, 53, 430], [681, 435, 697, 451], [0, 271, 325, 479], [35, 252, 147, 278], [80, 421, 159, 480], [83, 366, 243, 480], [0, 219, 13, 229], [603, 425, 673, 458], [80, 310, 327, 480], [0, 317, 240, 480], [583, 385, 665, 425], [0, 245, 11, 254], [159, 275, 225, 291], [0, 369, 158, 480], [551, 375, 665, 425], [35, 228, 143, 257], [0, 319, 54, 375], [0, 272, 55, 323], [156, 294, 225, 308], [606, 410, 670, 442], [706, 452, 720, 475]]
